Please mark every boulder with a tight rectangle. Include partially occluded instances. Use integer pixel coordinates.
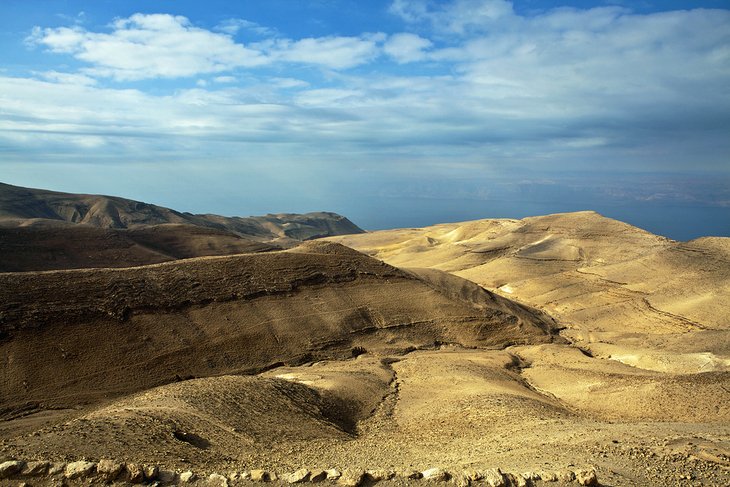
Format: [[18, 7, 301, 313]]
[[556, 470, 575, 482], [482, 469, 505, 487], [0, 461, 25, 479], [464, 469, 483, 482], [144, 464, 159, 481], [337, 469, 365, 487], [179, 471, 196, 483], [64, 461, 96, 479], [158, 469, 178, 484], [208, 473, 229, 487], [287, 469, 311, 483], [48, 463, 66, 476], [250, 469, 272, 482], [365, 469, 395, 481], [575, 468, 598, 486], [325, 469, 341, 480], [538, 471, 558, 482], [309, 470, 327, 482], [21, 461, 49, 477], [421, 468, 449, 481], [97, 459, 124, 482], [453, 471, 472, 487], [126, 463, 146, 483]]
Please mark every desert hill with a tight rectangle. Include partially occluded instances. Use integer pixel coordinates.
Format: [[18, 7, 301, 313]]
[[1, 209, 729, 486], [0, 240, 557, 422], [0, 182, 364, 271]]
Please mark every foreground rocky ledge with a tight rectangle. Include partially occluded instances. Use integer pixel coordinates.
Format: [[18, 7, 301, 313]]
[[0, 459, 598, 486]]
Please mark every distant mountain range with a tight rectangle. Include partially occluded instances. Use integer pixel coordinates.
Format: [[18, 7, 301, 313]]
[[0, 182, 364, 271]]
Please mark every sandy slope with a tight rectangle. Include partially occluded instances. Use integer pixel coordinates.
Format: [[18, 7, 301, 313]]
[[2, 211, 729, 486]]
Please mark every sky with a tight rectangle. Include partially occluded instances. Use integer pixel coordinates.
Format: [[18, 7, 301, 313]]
[[1, 0, 729, 239]]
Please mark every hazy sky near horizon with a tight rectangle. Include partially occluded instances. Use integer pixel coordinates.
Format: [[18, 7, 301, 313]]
[[1, 0, 729, 237]]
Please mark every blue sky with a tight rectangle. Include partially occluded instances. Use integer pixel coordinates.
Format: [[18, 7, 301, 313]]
[[1, 1, 729, 238]]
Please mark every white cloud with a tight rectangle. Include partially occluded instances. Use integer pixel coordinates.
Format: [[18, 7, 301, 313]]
[[261, 33, 386, 69], [38, 70, 97, 86], [28, 13, 267, 80], [390, 0, 514, 34], [215, 18, 276, 37], [384, 33, 433, 63], [213, 76, 236, 83], [7, 4, 730, 175]]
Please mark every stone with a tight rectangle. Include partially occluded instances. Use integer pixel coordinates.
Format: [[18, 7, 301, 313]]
[[64, 461, 96, 479], [575, 469, 598, 486], [48, 463, 66, 476], [288, 469, 311, 483], [179, 471, 196, 483], [21, 461, 49, 477], [556, 470, 575, 482], [483, 468, 505, 487], [365, 469, 395, 481], [96, 459, 124, 482], [513, 473, 530, 487], [325, 469, 342, 480], [310, 470, 327, 482], [0, 461, 25, 479], [158, 469, 178, 484], [453, 471, 472, 487], [464, 469, 483, 482], [538, 471, 558, 482], [337, 469, 364, 487], [208, 473, 229, 487], [144, 464, 160, 481], [421, 468, 449, 481], [126, 463, 146, 484], [250, 469, 272, 482]]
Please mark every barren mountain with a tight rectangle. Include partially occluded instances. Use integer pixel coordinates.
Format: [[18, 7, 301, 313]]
[[0, 182, 363, 271], [1, 208, 728, 486]]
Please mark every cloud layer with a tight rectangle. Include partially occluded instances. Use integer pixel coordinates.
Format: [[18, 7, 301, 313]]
[[4, 0, 730, 179]]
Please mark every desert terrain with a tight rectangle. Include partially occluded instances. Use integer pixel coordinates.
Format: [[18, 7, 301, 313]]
[[1, 186, 728, 486]]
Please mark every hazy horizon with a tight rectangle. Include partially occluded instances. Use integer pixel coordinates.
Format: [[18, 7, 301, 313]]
[[1, 0, 729, 241]]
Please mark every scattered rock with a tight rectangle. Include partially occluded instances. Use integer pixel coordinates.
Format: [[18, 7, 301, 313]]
[[310, 470, 328, 482], [483, 468, 505, 487], [325, 469, 342, 480], [422, 468, 449, 481], [251, 469, 272, 482], [0, 461, 25, 479], [158, 469, 178, 484], [366, 469, 395, 481], [64, 461, 96, 479], [97, 459, 124, 482], [126, 463, 146, 483], [21, 461, 49, 477], [574, 468, 598, 486], [288, 469, 311, 483], [179, 471, 196, 483], [208, 473, 229, 487], [337, 469, 365, 486]]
